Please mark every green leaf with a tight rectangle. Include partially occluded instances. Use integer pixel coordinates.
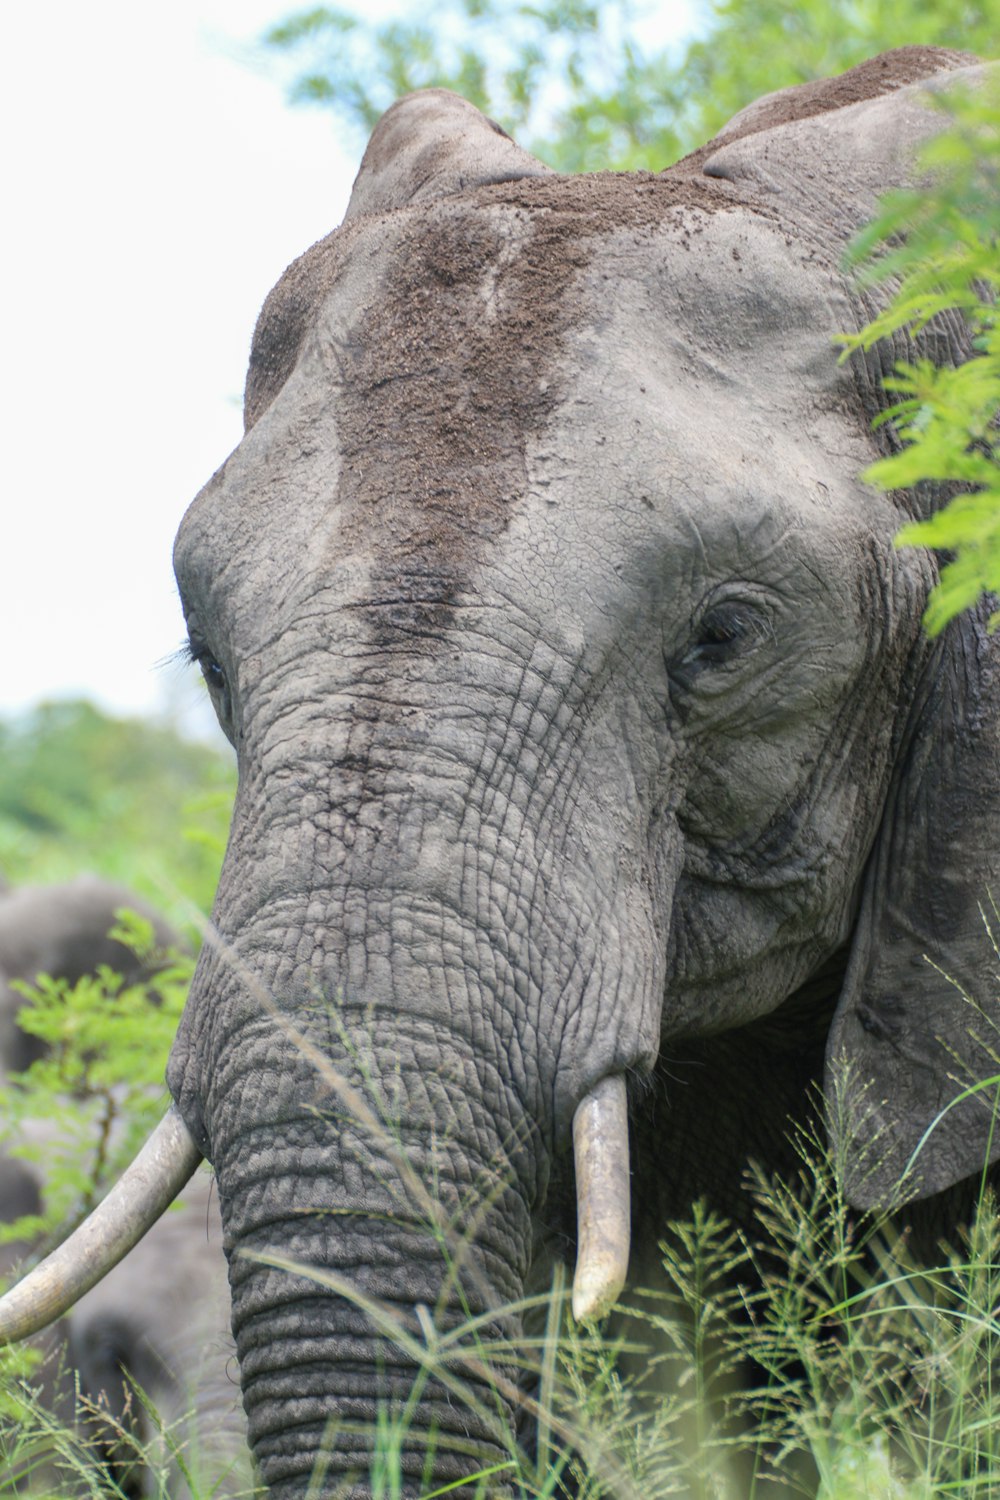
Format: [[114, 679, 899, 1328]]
[[842, 77, 1000, 635]]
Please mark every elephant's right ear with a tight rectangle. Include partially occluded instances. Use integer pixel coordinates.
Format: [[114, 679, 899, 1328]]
[[827, 599, 1000, 1210], [344, 89, 553, 221]]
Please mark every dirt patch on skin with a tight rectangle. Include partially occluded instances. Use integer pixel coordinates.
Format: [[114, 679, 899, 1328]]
[[245, 217, 368, 432], [243, 170, 758, 643], [326, 173, 757, 641], [676, 45, 977, 173], [245, 47, 977, 437], [728, 45, 975, 134], [244, 171, 746, 434]]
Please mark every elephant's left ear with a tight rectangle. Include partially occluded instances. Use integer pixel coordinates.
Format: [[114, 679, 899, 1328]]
[[345, 89, 553, 221], [827, 600, 1000, 1209]]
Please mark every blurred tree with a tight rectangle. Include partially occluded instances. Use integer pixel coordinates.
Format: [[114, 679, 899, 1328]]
[[0, 701, 234, 929], [262, 0, 999, 171]]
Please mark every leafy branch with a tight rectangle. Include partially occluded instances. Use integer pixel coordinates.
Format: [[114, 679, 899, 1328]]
[[840, 77, 1000, 633], [260, 0, 1000, 172], [0, 910, 192, 1250]]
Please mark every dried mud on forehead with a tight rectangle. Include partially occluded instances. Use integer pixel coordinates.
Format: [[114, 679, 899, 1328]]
[[243, 43, 975, 447], [336, 180, 748, 589], [245, 169, 753, 435], [245, 172, 764, 641], [716, 45, 975, 143]]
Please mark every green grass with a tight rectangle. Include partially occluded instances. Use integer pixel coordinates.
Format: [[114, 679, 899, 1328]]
[[4, 1148, 1000, 1498], [10, 1149, 997, 1497], [273, 1149, 1000, 1500], [0, 1373, 259, 1499]]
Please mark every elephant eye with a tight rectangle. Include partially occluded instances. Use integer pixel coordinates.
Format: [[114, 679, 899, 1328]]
[[190, 643, 226, 692], [681, 600, 771, 671], [185, 635, 233, 731]]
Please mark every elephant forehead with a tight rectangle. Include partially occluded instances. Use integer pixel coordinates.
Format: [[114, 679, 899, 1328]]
[[177, 194, 582, 614], [545, 210, 879, 533], [241, 172, 748, 432], [175, 181, 872, 634], [590, 211, 861, 426], [503, 208, 887, 620]]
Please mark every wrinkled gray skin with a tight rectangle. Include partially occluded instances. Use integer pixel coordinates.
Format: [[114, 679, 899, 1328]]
[[167, 48, 1000, 1496], [0, 879, 250, 1496]]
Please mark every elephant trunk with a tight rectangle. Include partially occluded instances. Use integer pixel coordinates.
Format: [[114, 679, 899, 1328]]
[[197, 998, 541, 1496], [0, 1062, 629, 1493], [161, 682, 672, 1491], [232, 1206, 520, 1496]]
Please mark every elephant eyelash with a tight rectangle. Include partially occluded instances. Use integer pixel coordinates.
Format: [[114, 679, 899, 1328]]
[[684, 601, 773, 666], [178, 635, 231, 702], [182, 634, 221, 670], [158, 641, 201, 672]]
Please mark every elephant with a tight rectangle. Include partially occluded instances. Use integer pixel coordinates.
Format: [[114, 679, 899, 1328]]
[[0, 880, 251, 1496], [3, 42, 1000, 1499], [64, 1172, 253, 1498], [0, 1160, 250, 1498], [0, 874, 179, 1072]]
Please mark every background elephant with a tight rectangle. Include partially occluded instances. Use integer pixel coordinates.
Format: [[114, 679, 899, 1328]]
[[0, 878, 251, 1496], [0, 875, 178, 1072], [65, 1172, 253, 1499], [0, 1162, 250, 1498], [7, 44, 1000, 1499]]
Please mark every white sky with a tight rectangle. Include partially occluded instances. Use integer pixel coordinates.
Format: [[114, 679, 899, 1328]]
[[2, 0, 699, 739]]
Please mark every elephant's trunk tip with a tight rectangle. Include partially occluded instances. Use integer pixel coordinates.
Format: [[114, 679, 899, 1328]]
[[0, 1105, 202, 1342], [571, 1074, 630, 1323]]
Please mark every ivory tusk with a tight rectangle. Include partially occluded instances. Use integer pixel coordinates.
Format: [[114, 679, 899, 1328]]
[[0, 1105, 202, 1342], [572, 1073, 630, 1323]]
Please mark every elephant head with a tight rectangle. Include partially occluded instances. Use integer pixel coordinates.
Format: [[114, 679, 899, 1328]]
[[5, 45, 1000, 1497]]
